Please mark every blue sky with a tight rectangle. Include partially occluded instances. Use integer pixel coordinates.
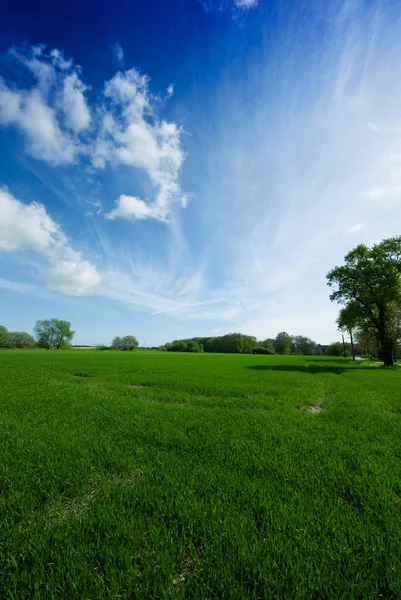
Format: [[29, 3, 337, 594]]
[[0, 0, 400, 346]]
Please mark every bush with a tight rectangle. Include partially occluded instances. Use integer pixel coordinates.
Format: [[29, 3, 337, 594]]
[[252, 346, 275, 355], [325, 341, 351, 357]]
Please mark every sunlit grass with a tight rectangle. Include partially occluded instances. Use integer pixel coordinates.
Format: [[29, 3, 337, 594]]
[[0, 350, 400, 598]]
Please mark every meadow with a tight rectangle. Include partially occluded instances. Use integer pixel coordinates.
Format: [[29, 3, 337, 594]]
[[0, 350, 400, 599]]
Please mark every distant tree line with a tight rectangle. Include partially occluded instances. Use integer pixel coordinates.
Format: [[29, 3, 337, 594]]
[[0, 326, 36, 348], [0, 319, 74, 349], [162, 332, 345, 356]]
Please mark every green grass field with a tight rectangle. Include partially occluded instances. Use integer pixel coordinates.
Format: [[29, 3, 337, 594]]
[[1, 350, 400, 599]]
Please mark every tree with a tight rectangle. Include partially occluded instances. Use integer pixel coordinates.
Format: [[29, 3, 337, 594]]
[[7, 331, 36, 348], [186, 341, 202, 353], [34, 319, 74, 349], [111, 335, 139, 351], [0, 325, 8, 348], [327, 237, 401, 367], [354, 329, 378, 358], [325, 341, 351, 357], [260, 338, 275, 353], [274, 332, 293, 354], [292, 335, 317, 355]]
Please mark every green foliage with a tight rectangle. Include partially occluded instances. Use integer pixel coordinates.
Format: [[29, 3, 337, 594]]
[[165, 333, 323, 356], [327, 236, 401, 366], [325, 341, 351, 357], [274, 331, 293, 354], [186, 341, 203, 353], [7, 331, 36, 348], [291, 335, 317, 355], [354, 329, 379, 358], [34, 318, 74, 349], [0, 350, 400, 598], [0, 325, 8, 347], [111, 335, 139, 351], [167, 333, 257, 354], [252, 346, 274, 354], [260, 338, 275, 353]]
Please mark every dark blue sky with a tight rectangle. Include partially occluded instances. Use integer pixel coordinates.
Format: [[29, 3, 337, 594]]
[[1, 0, 265, 90]]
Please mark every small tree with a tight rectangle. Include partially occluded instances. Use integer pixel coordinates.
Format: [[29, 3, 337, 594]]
[[111, 335, 139, 351], [34, 319, 74, 349], [292, 336, 317, 355], [354, 329, 378, 358], [0, 325, 8, 348]]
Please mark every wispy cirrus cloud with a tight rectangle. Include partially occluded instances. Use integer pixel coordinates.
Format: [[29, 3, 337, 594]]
[[200, 0, 257, 13], [349, 223, 364, 234], [233, 0, 257, 8], [111, 40, 124, 67]]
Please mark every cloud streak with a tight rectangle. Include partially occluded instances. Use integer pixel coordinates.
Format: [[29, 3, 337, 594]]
[[200, 0, 258, 12]]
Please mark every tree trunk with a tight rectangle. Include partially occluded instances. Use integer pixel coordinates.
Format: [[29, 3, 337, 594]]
[[342, 334, 347, 358], [378, 306, 394, 367], [349, 329, 355, 361]]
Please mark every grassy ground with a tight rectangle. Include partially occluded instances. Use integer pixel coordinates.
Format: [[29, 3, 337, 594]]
[[0, 350, 400, 599]]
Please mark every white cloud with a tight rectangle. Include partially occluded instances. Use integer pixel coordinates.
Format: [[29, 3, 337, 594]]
[[233, 0, 257, 8], [0, 187, 65, 251], [365, 185, 401, 200], [0, 45, 185, 222], [59, 72, 91, 132], [106, 194, 164, 221], [0, 45, 90, 165], [93, 68, 185, 221], [0, 83, 78, 164], [0, 187, 101, 295], [349, 223, 363, 233], [0, 278, 40, 294], [166, 84, 174, 98], [44, 254, 101, 295]]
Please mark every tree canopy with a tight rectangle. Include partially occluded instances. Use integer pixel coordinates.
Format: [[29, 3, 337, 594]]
[[273, 332, 293, 355], [111, 336, 139, 351], [34, 319, 74, 349], [325, 341, 351, 357], [327, 236, 401, 366], [163, 331, 325, 356], [8, 331, 36, 348]]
